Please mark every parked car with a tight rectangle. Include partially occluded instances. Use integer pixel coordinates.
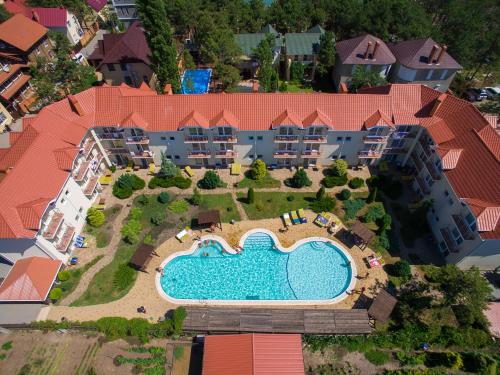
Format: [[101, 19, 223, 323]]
[[485, 87, 500, 100], [464, 88, 488, 102]]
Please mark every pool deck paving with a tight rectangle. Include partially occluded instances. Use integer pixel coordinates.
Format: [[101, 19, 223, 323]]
[[47, 210, 388, 323]]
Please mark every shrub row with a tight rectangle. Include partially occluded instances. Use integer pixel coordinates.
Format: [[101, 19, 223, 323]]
[[148, 176, 191, 189]]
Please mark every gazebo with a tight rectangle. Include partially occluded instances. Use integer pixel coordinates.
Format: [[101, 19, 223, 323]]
[[129, 243, 157, 272], [368, 289, 398, 323], [197, 210, 222, 230], [350, 220, 375, 250]]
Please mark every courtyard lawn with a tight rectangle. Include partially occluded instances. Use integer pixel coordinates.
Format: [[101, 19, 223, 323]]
[[84, 204, 122, 248], [279, 80, 314, 93], [236, 191, 315, 220], [200, 193, 240, 222], [236, 173, 281, 189]]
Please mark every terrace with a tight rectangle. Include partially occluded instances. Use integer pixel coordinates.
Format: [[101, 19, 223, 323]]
[[358, 150, 382, 158], [130, 150, 154, 159], [363, 135, 389, 144], [184, 135, 209, 143], [273, 150, 298, 158], [56, 225, 75, 252], [212, 135, 237, 143], [452, 214, 475, 240], [303, 135, 327, 143], [214, 150, 238, 158], [425, 160, 441, 180], [274, 135, 300, 143], [125, 136, 150, 144], [188, 150, 211, 158], [440, 227, 458, 253], [43, 211, 64, 240], [83, 176, 99, 196], [73, 161, 90, 182]]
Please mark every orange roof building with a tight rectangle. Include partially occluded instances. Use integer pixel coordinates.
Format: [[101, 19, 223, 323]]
[[202, 334, 304, 375]]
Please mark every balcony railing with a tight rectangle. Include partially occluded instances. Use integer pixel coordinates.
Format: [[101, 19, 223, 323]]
[[301, 150, 321, 158], [184, 135, 209, 143], [84, 176, 99, 196], [392, 131, 416, 139], [56, 225, 75, 252], [73, 161, 90, 182], [303, 135, 327, 143], [42, 211, 64, 240], [212, 135, 237, 143], [214, 150, 238, 158], [273, 150, 298, 158], [452, 215, 475, 240], [411, 152, 424, 171], [383, 147, 408, 155], [415, 176, 430, 195], [419, 137, 432, 158], [126, 136, 149, 144], [425, 160, 441, 180], [274, 135, 299, 143], [99, 133, 124, 140], [106, 148, 129, 154], [82, 139, 95, 158], [188, 151, 211, 158], [130, 150, 154, 159], [358, 150, 382, 158], [440, 227, 458, 253], [363, 135, 389, 144]]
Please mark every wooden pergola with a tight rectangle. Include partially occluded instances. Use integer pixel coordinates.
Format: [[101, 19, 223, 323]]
[[129, 243, 158, 272], [350, 220, 375, 250], [198, 210, 222, 230], [368, 290, 398, 323]]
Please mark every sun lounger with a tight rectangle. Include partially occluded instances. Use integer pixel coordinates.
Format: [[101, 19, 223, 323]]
[[148, 163, 155, 175], [314, 213, 330, 227], [282, 213, 292, 227], [99, 175, 112, 185], [291, 211, 300, 224], [176, 227, 193, 242], [297, 208, 307, 223], [230, 163, 241, 175], [184, 166, 194, 177]]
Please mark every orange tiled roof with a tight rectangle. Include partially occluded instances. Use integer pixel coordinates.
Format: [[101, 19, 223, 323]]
[[0, 14, 48, 52]]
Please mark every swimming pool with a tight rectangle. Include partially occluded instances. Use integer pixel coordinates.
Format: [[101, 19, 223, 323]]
[[157, 229, 356, 304], [181, 69, 211, 94]]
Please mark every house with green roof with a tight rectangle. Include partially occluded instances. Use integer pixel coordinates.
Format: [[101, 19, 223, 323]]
[[284, 25, 325, 81], [235, 24, 283, 79]]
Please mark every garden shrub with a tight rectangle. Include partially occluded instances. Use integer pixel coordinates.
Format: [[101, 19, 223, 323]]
[[129, 207, 143, 220], [1, 341, 12, 350], [150, 213, 165, 226], [109, 165, 117, 173], [286, 168, 312, 188], [113, 174, 145, 198], [316, 186, 325, 200], [128, 318, 150, 344], [57, 270, 70, 282], [461, 352, 497, 374], [364, 349, 391, 365], [372, 231, 390, 251], [113, 263, 135, 290], [190, 188, 202, 206], [157, 192, 170, 204], [343, 199, 366, 220], [172, 306, 187, 334], [322, 174, 348, 188], [247, 188, 255, 204], [290, 61, 305, 82], [198, 170, 225, 189], [121, 219, 142, 244], [392, 260, 412, 279], [331, 159, 348, 176], [425, 351, 463, 370], [148, 176, 191, 190], [49, 288, 62, 301], [378, 214, 392, 232], [86, 207, 105, 227], [137, 194, 150, 205], [339, 189, 351, 200], [250, 159, 267, 180], [349, 177, 365, 189], [168, 199, 189, 213], [395, 351, 426, 366], [310, 196, 336, 213], [367, 186, 378, 203], [96, 317, 129, 340], [172, 176, 191, 189], [255, 203, 263, 211], [364, 203, 385, 222], [287, 195, 295, 201], [158, 153, 177, 179], [143, 233, 154, 245]]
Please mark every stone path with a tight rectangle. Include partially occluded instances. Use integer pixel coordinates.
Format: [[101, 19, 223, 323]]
[[231, 191, 248, 220]]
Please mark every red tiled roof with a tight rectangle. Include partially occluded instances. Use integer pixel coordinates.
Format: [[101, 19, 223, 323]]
[[0, 63, 27, 85], [0, 14, 48, 52], [86, 0, 107, 12], [0, 72, 31, 100], [3, 0, 31, 18], [121, 111, 149, 128], [485, 303, 500, 338], [484, 115, 497, 128], [436, 148, 462, 170], [272, 109, 303, 128], [302, 109, 333, 128], [210, 110, 239, 128], [16, 197, 50, 230], [31, 7, 68, 27], [463, 198, 500, 233], [364, 110, 393, 129], [202, 334, 304, 375], [336, 34, 395, 65], [0, 256, 62, 301]]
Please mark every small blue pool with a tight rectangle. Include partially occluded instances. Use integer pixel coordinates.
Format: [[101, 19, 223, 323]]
[[181, 69, 211, 94], [160, 232, 353, 302]]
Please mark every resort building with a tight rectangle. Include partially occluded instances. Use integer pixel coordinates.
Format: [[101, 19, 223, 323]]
[[333, 34, 396, 91], [88, 21, 155, 88], [388, 38, 462, 92], [0, 83, 497, 273], [110, 0, 139, 28]]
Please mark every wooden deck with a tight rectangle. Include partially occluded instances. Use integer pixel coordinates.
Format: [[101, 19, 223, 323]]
[[183, 307, 372, 335]]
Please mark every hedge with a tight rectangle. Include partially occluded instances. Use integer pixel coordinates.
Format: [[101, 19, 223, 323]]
[[148, 176, 191, 190], [322, 174, 348, 188]]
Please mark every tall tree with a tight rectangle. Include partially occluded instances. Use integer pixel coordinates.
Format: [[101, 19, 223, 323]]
[[0, 4, 11, 22], [316, 31, 335, 78], [349, 65, 387, 92], [136, 0, 181, 93], [254, 34, 278, 92]]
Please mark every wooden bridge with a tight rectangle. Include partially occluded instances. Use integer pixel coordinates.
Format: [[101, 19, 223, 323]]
[[183, 307, 372, 335]]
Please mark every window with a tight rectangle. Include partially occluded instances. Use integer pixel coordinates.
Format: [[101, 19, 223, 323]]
[[448, 198, 453, 205], [143, 76, 148, 82], [249, 136, 254, 140], [340, 155, 346, 159], [60, 198, 66, 205], [169, 136, 175, 141], [345, 137, 352, 142], [336, 136, 343, 141], [107, 64, 115, 71], [120, 63, 127, 71], [257, 136, 263, 141], [257, 154, 263, 159], [160, 136, 166, 141], [166, 155, 172, 159], [65, 190, 69, 195], [174, 155, 180, 160], [79, 207, 83, 213], [425, 69, 433, 80], [444, 190, 449, 196], [124, 76, 132, 85], [331, 155, 338, 160], [465, 213, 477, 232], [452, 227, 463, 245], [75, 215, 79, 221], [439, 69, 448, 80], [439, 241, 447, 251]]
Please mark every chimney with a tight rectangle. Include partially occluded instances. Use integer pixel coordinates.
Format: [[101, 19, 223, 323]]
[[372, 41, 380, 60], [436, 45, 447, 64], [31, 10, 40, 23], [163, 84, 173, 95], [428, 44, 439, 64], [364, 41, 373, 59], [68, 95, 85, 117], [252, 81, 259, 93], [430, 93, 447, 115], [339, 82, 349, 93]]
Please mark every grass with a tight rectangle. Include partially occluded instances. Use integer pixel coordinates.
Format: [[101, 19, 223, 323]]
[[1, 341, 12, 350], [364, 350, 391, 365], [279, 80, 314, 93], [57, 255, 104, 304], [236, 172, 281, 188], [168, 199, 189, 213], [236, 191, 315, 220], [84, 205, 122, 248], [200, 193, 240, 222], [173, 346, 184, 360]]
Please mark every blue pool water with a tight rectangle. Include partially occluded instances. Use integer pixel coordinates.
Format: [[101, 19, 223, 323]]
[[160, 232, 352, 301], [181, 69, 211, 94]]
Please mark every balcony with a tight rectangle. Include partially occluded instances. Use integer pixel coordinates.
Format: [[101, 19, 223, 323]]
[[184, 135, 209, 143], [383, 147, 408, 155], [440, 227, 458, 253], [213, 135, 237, 143], [302, 150, 321, 158], [392, 131, 416, 139], [214, 150, 238, 158], [452, 215, 475, 240], [98, 133, 124, 140], [84, 176, 99, 196], [411, 152, 424, 171], [425, 160, 441, 180], [82, 139, 95, 158], [106, 148, 129, 154], [188, 150, 211, 158], [43, 211, 64, 240], [419, 137, 432, 158], [126, 136, 149, 145], [73, 161, 90, 182], [274, 135, 299, 143], [358, 150, 382, 158], [415, 176, 430, 195], [56, 225, 75, 252], [130, 150, 154, 159], [363, 135, 389, 144], [303, 135, 327, 143], [273, 150, 298, 158]]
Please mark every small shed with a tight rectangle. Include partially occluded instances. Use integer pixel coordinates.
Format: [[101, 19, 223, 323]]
[[368, 289, 398, 323], [129, 244, 157, 272], [198, 210, 222, 230], [350, 220, 375, 250]]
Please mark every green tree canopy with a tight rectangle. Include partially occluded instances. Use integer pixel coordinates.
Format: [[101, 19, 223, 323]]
[[316, 31, 335, 78], [254, 34, 279, 92], [350, 65, 387, 92], [158, 152, 177, 179], [250, 159, 267, 180]]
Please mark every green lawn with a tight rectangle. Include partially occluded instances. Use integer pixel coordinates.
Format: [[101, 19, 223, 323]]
[[236, 173, 281, 188], [84, 205, 122, 248], [200, 193, 240, 222], [236, 191, 315, 220], [279, 80, 314, 93]]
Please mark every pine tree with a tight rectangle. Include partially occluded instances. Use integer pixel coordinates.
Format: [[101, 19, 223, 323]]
[[316, 31, 335, 78]]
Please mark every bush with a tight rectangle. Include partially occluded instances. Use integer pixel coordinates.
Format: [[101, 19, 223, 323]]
[[364, 203, 385, 222], [168, 199, 189, 213], [349, 177, 365, 189], [172, 176, 191, 189], [109, 165, 117, 173], [158, 153, 177, 179], [1, 341, 12, 351], [198, 171, 224, 189], [96, 317, 129, 340], [57, 270, 70, 282], [316, 186, 325, 200], [172, 306, 187, 334], [250, 159, 267, 180], [310, 196, 336, 213], [190, 188, 202, 206], [322, 174, 348, 188], [121, 219, 142, 244], [128, 318, 150, 344], [113, 174, 145, 198], [247, 188, 255, 204], [129, 207, 143, 220], [137, 194, 150, 205], [290, 61, 305, 82], [425, 351, 463, 370], [461, 352, 497, 374], [344, 199, 366, 220], [49, 288, 63, 301], [364, 350, 391, 365], [173, 346, 184, 360], [287, 195, 295, 201], [157, 192, 170, 204], [150, 213, 165, 226], [331, 159, 348, 176], [286, 168, 312, 188], [396, 351, 426, 366], [148, 176, 191, 190], [113, 263, 135, 290], [378, 214, 392, 232], [392, 260, 412, 279], [367, 186, 378, 203], [143, 233, 154, 245], [339, 189, 351, 200], [86, 207, 105, 227]]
